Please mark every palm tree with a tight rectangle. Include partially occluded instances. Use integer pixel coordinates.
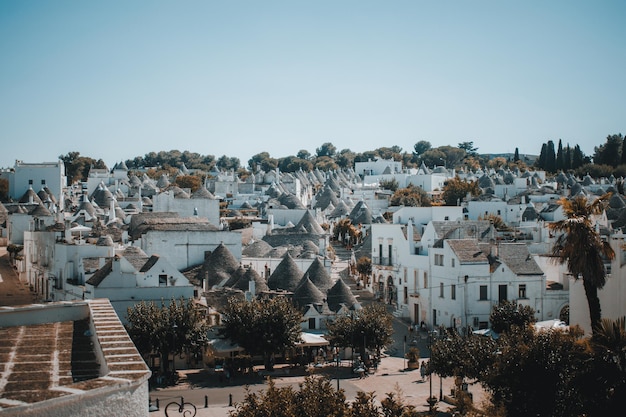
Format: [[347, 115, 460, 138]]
[[549, 194, 614, 333]]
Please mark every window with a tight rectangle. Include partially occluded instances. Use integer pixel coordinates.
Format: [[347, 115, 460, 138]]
[[423, 273, 428, 289], [479, 285, 488, 300], [518, 284, 527, 299], [388, 244, 393, 266], [473, 317, 479, 328], [451, 258, 455, 268], [159, 274, 168, 286], [434, 254, 444, 266], [308, 318, 316, 329], [451, 284, 456, 300], [499, 284, 508, 302], [379, 244, 383, 265], [444, 216, 449, 221], [440, 282, 444, 298]]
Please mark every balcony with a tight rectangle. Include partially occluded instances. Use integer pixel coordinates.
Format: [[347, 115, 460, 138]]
[[372, 256, 393, 267]]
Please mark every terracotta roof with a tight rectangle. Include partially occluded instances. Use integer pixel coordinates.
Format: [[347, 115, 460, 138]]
[[447, 240, 489, 264], [494, 243, 544, 276]]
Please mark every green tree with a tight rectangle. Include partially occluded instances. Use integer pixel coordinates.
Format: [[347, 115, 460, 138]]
[[356, 256, 372, 285], [0, 178, 8, 202], [295, 376, 348, 417], [594, 134, 623, 167], [336, 149, 356, 169], [585, 317, 626, 415], [296, 149, 311, 160], [316, 142, 337, 158], [232, 379, 298, 417], [278, 156, 313, 173], [60, 152, 107, 184], [572, 144, 587, 169], [389, 185, 431, 207], [326, 304, 394, 361], [374, 146, 403, 161], [313, 156, 338, 171], [549, 194, 615, 333], [556, 139, 565, 171], [6, 244, 23, 261], [231, 376, 351, 417], [546, 140, 557, 172], [514, 147, 520, 162], [175, 174, 203, 192], [412, 140, 432, 158], [350, 391, 380, 417], [220, 297, 302, 370], [125, 297, 209, 374], [216, 155, 241, 171], [478, 214, 510, 231], [489, 300, 536, 334], [441, 177, 480, 206], [379, 178, 399, 192], [458, 141, 478, 157], [485, 326, 589, 417], [248, 152, 277, 172]]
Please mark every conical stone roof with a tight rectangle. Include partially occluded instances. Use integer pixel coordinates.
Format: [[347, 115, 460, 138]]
[[267, 252, 303, 292], [295, 211, 325, 235], [304, 257, 334, 292], [293, 276, 325, 309], [234, 267, 269, 293], [327, 278, 358, 312], [202, 243, 240, 288], [242, 240, 273, 257]]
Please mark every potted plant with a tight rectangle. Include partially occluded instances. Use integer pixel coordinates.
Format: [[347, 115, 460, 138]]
[[405, 347, 420, 369]]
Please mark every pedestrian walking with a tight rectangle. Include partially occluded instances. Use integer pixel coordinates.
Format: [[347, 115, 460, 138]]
[[420, 361, 426, 381]]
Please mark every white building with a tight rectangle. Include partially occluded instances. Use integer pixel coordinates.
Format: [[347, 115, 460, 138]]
[[7, 160, 67, 205], [569, 232, 626, 334], [371, 218, 567, 332], [0, 299, 151, 417], [84, 246, 195, 323]]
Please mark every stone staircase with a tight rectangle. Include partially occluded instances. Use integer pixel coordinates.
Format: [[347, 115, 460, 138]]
[[330, 242, 375, 305], [71, 318, 101, 382]]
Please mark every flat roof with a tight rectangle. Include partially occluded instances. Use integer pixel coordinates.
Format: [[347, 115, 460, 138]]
[[0, 299, 150, 412]]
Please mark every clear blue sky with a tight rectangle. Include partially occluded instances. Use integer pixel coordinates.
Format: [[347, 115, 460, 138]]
[[1, 1, 624, 169]]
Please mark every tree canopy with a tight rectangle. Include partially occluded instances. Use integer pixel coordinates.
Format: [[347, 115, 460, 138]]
[[389, 184, 431, 207], [441, 177, 480, 206], [59, 152, 107, 184], [489, 300, 536, 334], [219, 297, 302, 370], [326, 304, 393, 361], [549, 194, 615, 333], [125, 297, 209, 374]]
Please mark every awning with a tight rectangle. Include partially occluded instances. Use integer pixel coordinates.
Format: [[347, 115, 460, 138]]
[[207, 338, 241, 354], [297, 332, 329, 347], [534, 319, 568, 331]]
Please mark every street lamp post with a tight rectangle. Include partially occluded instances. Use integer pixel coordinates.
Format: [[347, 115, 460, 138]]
[[427, 329, 438, 411], [334, 347, 340, 390], [172, 323, 178, 375], [438, 328, 444, 401]]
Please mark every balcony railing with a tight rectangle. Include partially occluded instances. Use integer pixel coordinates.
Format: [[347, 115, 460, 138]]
[[372, 256, 393, 266]]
